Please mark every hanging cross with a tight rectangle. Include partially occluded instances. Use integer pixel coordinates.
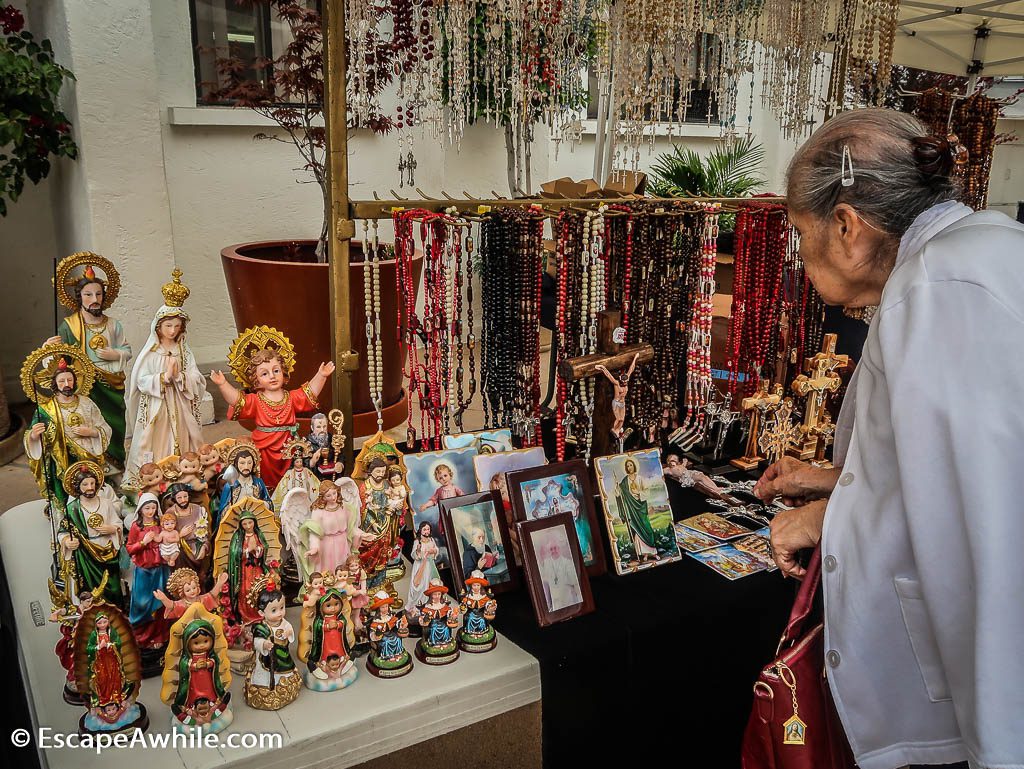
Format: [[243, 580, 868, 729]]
[[788, 333, 849, 460], [731, 379, 783, 471]]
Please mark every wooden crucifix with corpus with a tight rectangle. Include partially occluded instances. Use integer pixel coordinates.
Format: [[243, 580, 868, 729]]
[[730, 379, 783, 471], [788, 333, 850, 460]]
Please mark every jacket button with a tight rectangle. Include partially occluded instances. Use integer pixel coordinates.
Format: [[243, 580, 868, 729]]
[[823, 555, 838, 572], [827, 650, 841, 668], [838, 472, 855, 487]]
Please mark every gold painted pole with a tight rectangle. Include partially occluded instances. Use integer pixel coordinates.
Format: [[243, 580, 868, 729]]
[[323, 0, 358, 470]]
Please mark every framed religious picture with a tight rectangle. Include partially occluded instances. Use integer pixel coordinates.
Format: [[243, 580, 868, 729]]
[[516, 514, 595, 627], [594, 448, 682, 575], [443, 428, 515, 454], [473, 446, 547, 519], [439, 491, 518, 595], [506, 460, 606, 577], [404, 447, 479, 569]]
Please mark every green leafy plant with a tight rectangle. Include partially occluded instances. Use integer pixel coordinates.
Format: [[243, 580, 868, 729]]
[[649, 136, 766, 229], [0, 5, 77, 216]]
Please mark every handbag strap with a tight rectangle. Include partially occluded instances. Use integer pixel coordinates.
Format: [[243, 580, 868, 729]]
[[780, 546, 822, 645]]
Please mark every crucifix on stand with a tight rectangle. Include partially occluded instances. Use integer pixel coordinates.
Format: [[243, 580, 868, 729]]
[[758, 397, 801, 465], [788, 333, 849, 461], [731, 379, 783, 471]]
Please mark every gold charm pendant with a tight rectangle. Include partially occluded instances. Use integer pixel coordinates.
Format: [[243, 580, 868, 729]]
[[783, 714, 807, 745], [89, 334, 108, 351]]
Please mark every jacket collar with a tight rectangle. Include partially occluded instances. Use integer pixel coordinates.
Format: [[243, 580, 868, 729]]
[[897, 200, 973, 264]]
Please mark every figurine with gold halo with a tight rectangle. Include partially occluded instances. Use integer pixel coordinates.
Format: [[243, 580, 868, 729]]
[[126, 269, 206, 480], [366, 590, 413, 679], [22, 344, 112, 515], [244, 574, 301, 710], [58, 461, 124, 606], [271, 436, 319, 510], [415, 579, 461, 665], [160, 602, 233, 734], [47, 253, 131, 470], [297, 572, 358, 691], [72, 602, 149, 734], [458, 571, 498, 653], [216, 439, 273, 529], [209, 326, 334, 491]]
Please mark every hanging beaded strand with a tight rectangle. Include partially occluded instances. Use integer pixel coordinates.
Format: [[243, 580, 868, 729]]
[[363, 219, 385, 430]]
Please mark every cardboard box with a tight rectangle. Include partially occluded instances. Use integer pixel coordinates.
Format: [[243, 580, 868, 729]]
[[539, 172, 647, 199]]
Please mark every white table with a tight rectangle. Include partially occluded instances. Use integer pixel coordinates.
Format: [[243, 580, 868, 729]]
[[1, 501, 541, 769]]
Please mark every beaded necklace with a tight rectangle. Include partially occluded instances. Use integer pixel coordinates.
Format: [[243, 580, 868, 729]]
[[363, 219, 385, 431]]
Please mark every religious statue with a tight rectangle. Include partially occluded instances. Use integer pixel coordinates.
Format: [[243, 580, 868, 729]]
[[175, 452, 207, 492], [595, 352, 639, 442], [198, 443, 225, 487], [280, 478, 366, 587], [365, 591, 413, 679], [458, 571, 498, 653], [22, 344, 112, 516], [297, 576, 359, 691], [406, 521, 441, 624], [58, 461, 124, 606], [343, 554, 370, 637], [126, 269, 206, 480], [137, 462, 168, 498], [72, 603, 149, 734], [48, 573, 106, 704], [614, 458, 662, 566], [216, 439, 273, 529], [49, 253, 131, 470], [731, 379, 783, 471], [125, 492, 170, 673], [163, 482, 212, 583], [160, 602, 233, 734], [271, 437, 319, 510], [308, 410, 346, 481], [357, 457, 405, 604], [415, 580, 461, 666], [155, 568, 229, 621], [244, 575, 301, 710], [789, 334, 849, 461], [213, 497, 281, 629], [209, 325, 334, 491]]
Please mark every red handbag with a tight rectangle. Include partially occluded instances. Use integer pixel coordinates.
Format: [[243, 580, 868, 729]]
[[741, 548, 856, 769]]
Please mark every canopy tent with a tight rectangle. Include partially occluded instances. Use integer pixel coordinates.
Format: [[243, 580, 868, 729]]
[[893, 0, 1024, 79]]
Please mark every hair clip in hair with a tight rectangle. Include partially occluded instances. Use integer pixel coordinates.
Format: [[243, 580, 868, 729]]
[[946, 134, 969, 167], [841, 145, 855, 187]]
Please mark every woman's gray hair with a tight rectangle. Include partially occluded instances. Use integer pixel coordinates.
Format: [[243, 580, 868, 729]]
[[786, 108, 961, 237]]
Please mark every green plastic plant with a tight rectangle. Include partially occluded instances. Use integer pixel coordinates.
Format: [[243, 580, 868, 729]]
[[649, 136, 766, 229], [0, 5, 77, 216]]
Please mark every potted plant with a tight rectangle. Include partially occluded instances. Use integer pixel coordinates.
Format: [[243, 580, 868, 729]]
[[1, 4, 77, 461], [207, 0, 418, 433], [648, 136, 767, 254]]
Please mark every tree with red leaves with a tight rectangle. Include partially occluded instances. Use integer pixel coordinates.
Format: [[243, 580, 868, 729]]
[[204, 0, 394, 260]]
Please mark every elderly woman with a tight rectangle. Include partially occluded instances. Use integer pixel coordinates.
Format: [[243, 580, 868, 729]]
[[755, 108, 1024, 769]]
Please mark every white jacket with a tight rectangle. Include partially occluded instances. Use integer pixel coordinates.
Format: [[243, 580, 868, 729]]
[[823, 201, 1024, 769]]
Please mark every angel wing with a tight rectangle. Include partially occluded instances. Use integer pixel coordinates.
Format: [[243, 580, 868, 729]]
[[279, 488, 312, 552], [336, 477, 361, 509]]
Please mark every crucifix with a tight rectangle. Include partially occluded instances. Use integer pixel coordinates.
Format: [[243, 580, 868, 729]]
[[758, 397, 801, 465], [788, 333, 849, 460], [810, 411, 836, 467], [730, 379, 783, 471], [704, 393, 741, 463]]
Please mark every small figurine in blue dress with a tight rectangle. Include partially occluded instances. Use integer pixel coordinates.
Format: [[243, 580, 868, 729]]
[[415, 580, 461, 665], [458, 571, 498, 653], [366, 591, 413, 679]]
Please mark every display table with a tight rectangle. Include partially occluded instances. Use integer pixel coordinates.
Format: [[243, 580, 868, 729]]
[[0, 501, 541, 769]]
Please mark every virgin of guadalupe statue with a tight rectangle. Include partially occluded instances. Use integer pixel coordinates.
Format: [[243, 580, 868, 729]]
[[614, 458, 660, 564], [297, 578, 359, 691], [160, 602, 233, 734], [49, 253, 131, 469], [212, 498, 281, 628], [72, 603, 148, 734], [126, 269, 206, 480]]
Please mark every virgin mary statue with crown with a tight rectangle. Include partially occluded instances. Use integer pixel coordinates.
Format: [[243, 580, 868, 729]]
[[126, 269, 207, 480]]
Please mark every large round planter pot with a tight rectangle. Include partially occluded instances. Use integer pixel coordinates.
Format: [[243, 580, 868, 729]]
[[221, 240, 422, 437]]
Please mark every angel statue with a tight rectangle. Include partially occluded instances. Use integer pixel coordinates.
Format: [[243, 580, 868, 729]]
[[71, 602, 149, 734], [22, 344, 113, 516], [126, 269, 207, 481], [281, 478, 367, 587], [48, 253, 131, 470]]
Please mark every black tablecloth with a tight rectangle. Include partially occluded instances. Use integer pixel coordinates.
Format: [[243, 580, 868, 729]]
[[491, 480, 796, 768]]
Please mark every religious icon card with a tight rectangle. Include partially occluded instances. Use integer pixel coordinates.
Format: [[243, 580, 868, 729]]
[[594, 449, 682, 576], [443, 429, 515, 454], [687, 544, 768, 580], [439, 490, 518, 595], [731, 533, 777, 570], [404, 447, 479, 569], [679, 512, 753, 541], [517, 514, 595, 627], [673, 522, 721, 553], [506, 460, 606, 577]]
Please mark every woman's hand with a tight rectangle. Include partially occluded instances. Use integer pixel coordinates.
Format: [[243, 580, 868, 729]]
[[769, 499, 827, 579], [754, 457, 840, 505]]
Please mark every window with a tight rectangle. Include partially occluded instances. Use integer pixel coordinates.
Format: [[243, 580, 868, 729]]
[[585, 34, 720, 125], [189, 0, 318, 104]]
